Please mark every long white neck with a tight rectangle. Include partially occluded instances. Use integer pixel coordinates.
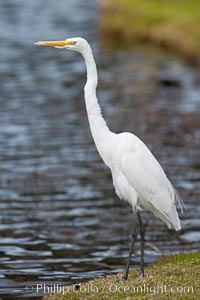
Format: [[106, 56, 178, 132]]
[[81, 44, 115, 167]]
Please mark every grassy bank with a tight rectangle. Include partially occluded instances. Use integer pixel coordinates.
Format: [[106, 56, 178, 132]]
[[99, 0, 200, 64], [43, 251, 200, 299]]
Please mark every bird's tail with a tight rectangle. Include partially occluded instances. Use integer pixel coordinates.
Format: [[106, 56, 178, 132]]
[[172, 185, 185, 213], [149, 183, 184, 231], [167, 184, 185, 231], [152, 203, 181, 231], [163, 183, 184, 231], [167, 205, 181, 231]]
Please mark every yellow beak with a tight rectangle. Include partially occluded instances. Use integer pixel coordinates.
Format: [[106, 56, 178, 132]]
[[34, 40, 75, 47]]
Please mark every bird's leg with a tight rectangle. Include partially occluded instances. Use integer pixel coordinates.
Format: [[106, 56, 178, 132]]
[[137, 211, 145, 277], [123, 217, 138, 280]]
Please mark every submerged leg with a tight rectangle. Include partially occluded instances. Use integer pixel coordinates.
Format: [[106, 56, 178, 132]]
[[137, 211, 145, 277], [123, 216, 138, 280]]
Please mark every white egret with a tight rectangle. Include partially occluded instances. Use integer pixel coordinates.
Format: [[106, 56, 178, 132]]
[[35, 37, 183, 279]]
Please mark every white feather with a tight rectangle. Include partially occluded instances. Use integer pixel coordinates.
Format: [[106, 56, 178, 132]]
[[37, 37, 183, 231]]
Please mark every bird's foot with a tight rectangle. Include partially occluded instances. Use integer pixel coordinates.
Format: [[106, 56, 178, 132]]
[[122, 272, 128, 281], [140, 270, 144, 278]]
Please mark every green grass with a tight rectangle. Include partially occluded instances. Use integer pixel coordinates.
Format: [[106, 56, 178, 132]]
[[99, 0, 200, 63], [42, 251, 200, 299]]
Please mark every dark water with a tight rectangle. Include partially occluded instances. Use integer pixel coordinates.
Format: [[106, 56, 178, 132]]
[[0, 0, 200, 299]]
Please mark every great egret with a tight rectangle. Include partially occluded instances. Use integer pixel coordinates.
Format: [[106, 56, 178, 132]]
[[35, 37, 183, 279]]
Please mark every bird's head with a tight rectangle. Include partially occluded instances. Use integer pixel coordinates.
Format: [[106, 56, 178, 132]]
[[34, 37, 89, 54]]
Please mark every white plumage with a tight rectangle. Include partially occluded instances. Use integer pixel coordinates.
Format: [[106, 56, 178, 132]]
[[109, 132, 182, 231], [35, 37, 183, 278]]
